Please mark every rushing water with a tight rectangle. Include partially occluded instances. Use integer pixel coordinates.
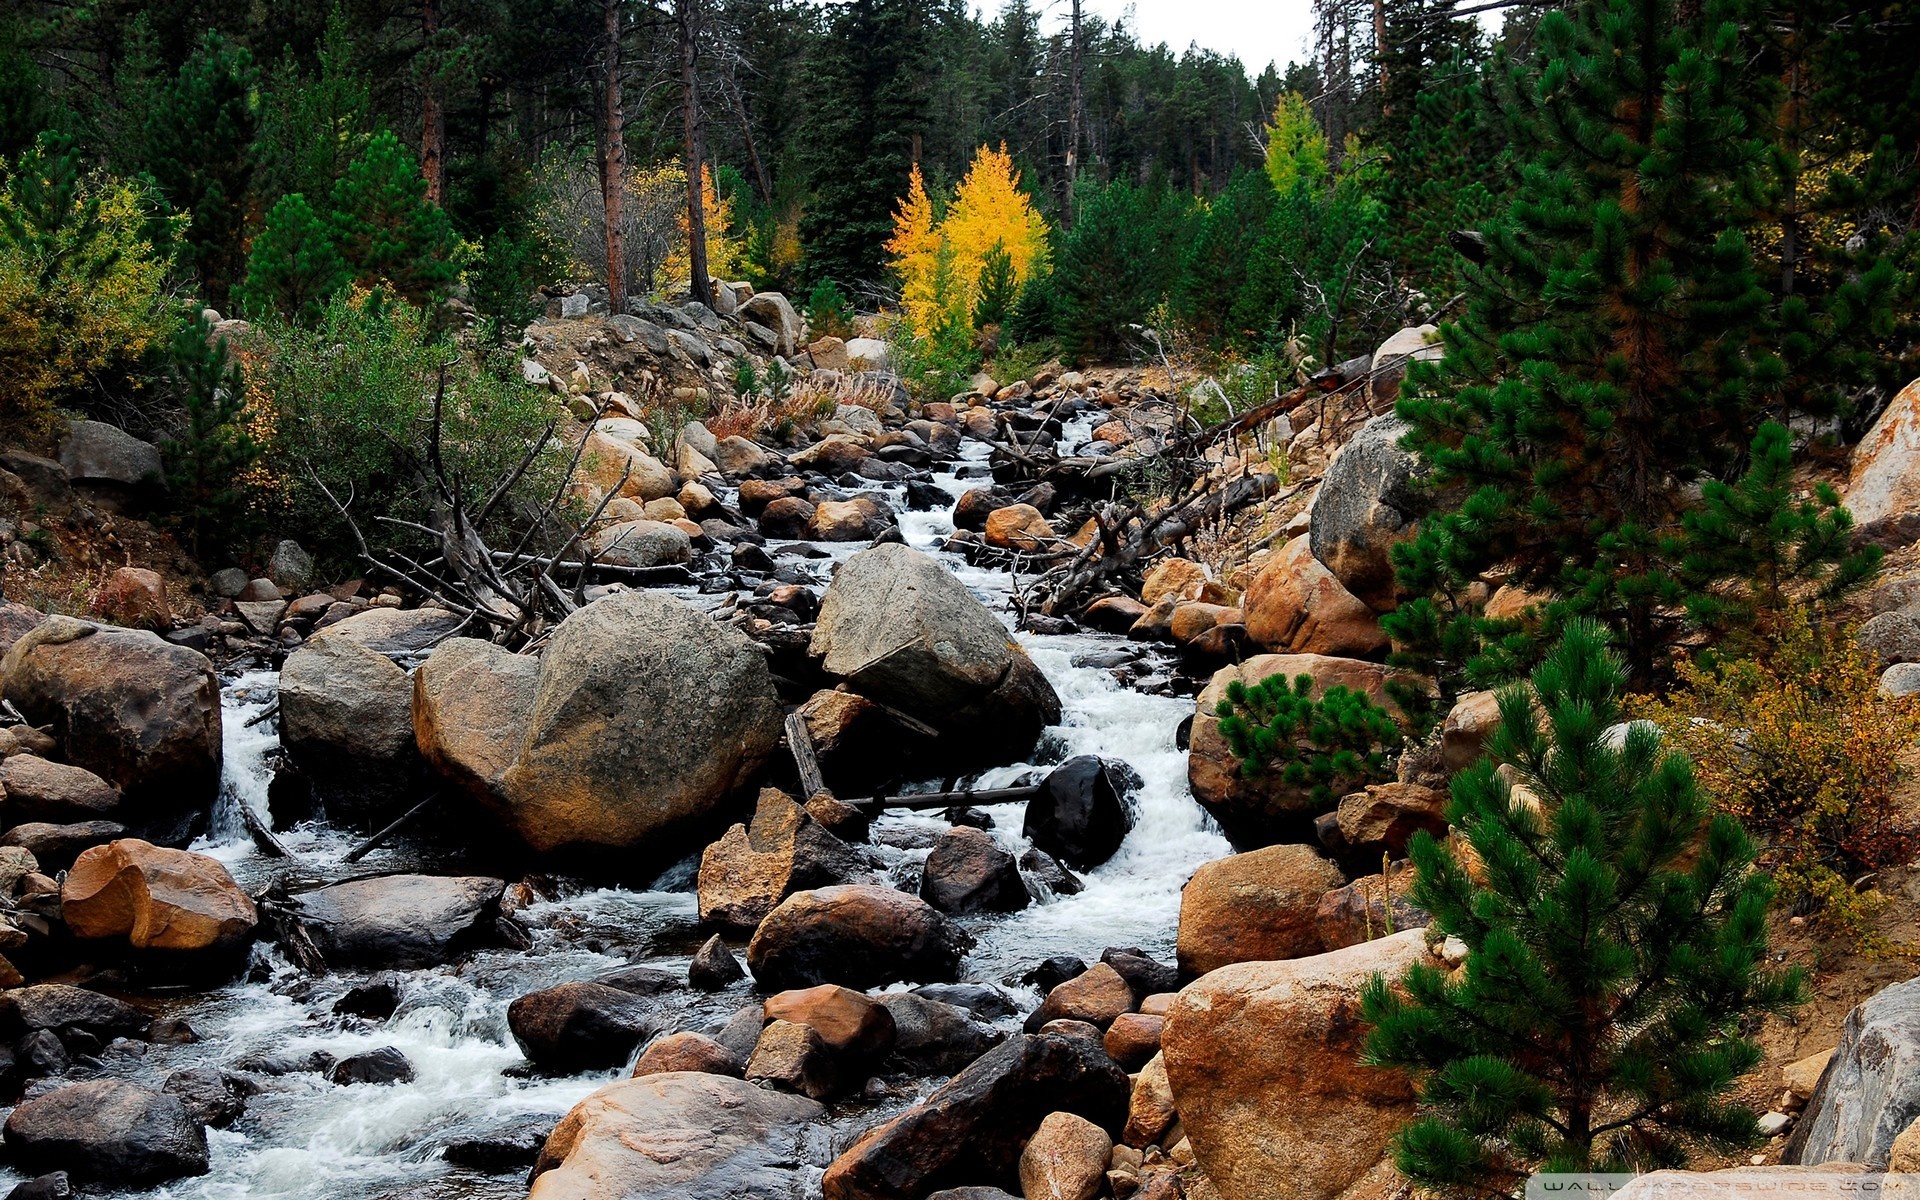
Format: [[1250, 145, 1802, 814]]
[[5, 423, 1230, 1200]]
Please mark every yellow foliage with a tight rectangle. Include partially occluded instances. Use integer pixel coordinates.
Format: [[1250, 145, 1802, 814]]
[[0, 164, 178, 440], [887, 145, 1049, 337], [1636, 608, 1920, 955], [664, 164, 742, 289], [1265, 92, 1330, 195]]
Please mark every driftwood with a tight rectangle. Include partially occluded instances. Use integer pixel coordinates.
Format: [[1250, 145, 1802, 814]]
[[783, 711, 827, 799], [238, 801, 290, 859], [343, 792, 442, 863]]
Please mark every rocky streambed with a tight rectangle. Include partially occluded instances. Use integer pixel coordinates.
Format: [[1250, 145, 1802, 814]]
[[0, 412, 1234, 1200]]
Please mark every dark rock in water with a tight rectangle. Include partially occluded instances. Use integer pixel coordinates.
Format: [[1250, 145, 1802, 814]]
[[333, 973, 406, 1019], [920, 827, 1030, 915], [147, 1018, 199, 1044], [1021, 955, 1087, 995], [1018, 848, 1084, 897], [1018, 614, 1075, 636], [818, 1031, 1130, 1199], [1, 821, 127, 872], [15, 1030, 67, 1077], [508, 982, 659, 1073], [903, 480, 951, 511], [732, 542, 777, 572], [744, 1018, 840, 1100], [914, 984, 1019, 1022], [689, 934, 747, 991], [942, 806, 993, 829], [596, 964, 680, 996], [712, 1005, 766, 1063], [879, 993, 1004, 1075], [746, 884, 973, 991], [162, 1067, 246, 1127], [3, 1079, 210, 1188], [4, 1173, 72, 1200], [441, 1117, 552, 1173], [1100, 948, 1179, 998], [1022, 756, 1134, 871], [0, 985, 149, 1044], [285, 874, 505, 970], [232, 1049, 336, 1077], [329, 1046, 415, 1085]]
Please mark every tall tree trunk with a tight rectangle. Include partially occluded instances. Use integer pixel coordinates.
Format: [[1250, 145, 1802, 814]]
[[1065, 0, 1083, 225], [421, 0, 446, 205], [601, 0, 628, 311], [727, 77, 774, 206], [678, 0, 714, 307]]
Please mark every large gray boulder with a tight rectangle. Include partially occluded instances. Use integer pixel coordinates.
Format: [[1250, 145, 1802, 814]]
[[285, 874, 505, 969], [58, 421, 163, 489], [1306, 414, 1427, 611], [412, 637, 540, 810], [810, 544, 1060, 771], [278, 635, 419, 817], [588, 519, 692, 568], [0, 619, 220, 844], [740, 292, 803, 357], [498, 590, 783, 858], [313, 607, 466, 658], [3, 1079, 209, 1187], [530, 1073, 827, 1199], [1786, 975, 1920, 1167]]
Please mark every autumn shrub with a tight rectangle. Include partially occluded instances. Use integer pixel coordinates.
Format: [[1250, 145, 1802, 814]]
[[1637, 607, 1920, 954]]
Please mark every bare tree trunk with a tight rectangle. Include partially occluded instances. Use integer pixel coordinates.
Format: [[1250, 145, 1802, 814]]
[[1372, 0, 1386, 101], [726, 75, 774, 205], [601, 0, 628, 311], [679, 0, 714, 307], [421, 0, 446, 205], [1065, 0, 1083, 225]]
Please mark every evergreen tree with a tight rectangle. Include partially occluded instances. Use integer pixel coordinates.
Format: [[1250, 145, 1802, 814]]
[[236, 193, 350, 322], [330, 129, 459, 305], [253, 5, 376, 207], [1052, 177, 1195, 361], [163, 309, 259, 553], [1386, 0, 1789, 684], [972, 239, 1016, 330], [1362, 621, 1804, 1192], [1174, 169, 1277, 350], [0, 16, 53, 161]]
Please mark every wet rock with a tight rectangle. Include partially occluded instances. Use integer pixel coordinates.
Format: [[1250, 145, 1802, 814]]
[[1122, 1053, 1176, 1148], [697, 788, 860, 933], [879, 992, 1003, 1075], [984, 504, 1054, 550], [689, 934, 747, 990], [1024, 955, 1088, 994], [1177, 845, 1346, 976], [0, 985, 149, 1043], [745, 1018, 840, 1099], [799, 689, 925, 795], [0, 755, 119, 825], [161, 1068, 246, 1129], [16, 1029, 67, 1076], [1020, 848, 1084, 897], [328, 1046, 415, 1085], [1028, 963, 1135, 1031], [498, 590, 783, 858], [1099, 948, 1178, 998], [915, 984, 1019, 1021], [1305, 412, 1428, 610], [820, 1031, 1129, 1200], [508, 981, 660, 1073], [1019, 1110, 1111, 1200], [4, 1173, 71, 1200], [1242, 535, 1388, 658], [588, 519, 693, 568], [1786, 974, 1920, 1167], [2, 620, 220, 843], [61, 839, 256, 959], [529, 1072, 826, 1199], [810, 544, 1061, 773], [1023, 756, 1134, 871], [233, 1049, 336, 1077], [287, 874, 505, 969], [1102, 1013, 1163, 1070], [1082, 596, 1149, 633], [747, 884, 974, 991], [1162, 930, 1428, 1200], [765, 984, 897, 1064], [3, 1079, 208, 1187], [333, 974, 406, 1019], [810, 497, 894, 541], [790, 434, 872, 475], [411, 637, 540, 813], [631, 1031, 742, 1077], [441, 1117, 552, 1173], [759, 495, 818, 538], [921, 826, 1029, 914]]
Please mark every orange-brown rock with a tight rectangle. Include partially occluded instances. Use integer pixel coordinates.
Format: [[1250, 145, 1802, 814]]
[[88, 568, 171, 631], [1032, 962, 1135, 1030], [697, 789, 859, 933], [579, 432, 675, 501], [1019, 1111, 1111, 1200], [1083, 596, 1149, 633], [763, 985, 897, 1059], [1313, 864, 1428, 952], [1176, 845, 1346, 976], [630, 1031, 742, 1077], [412, 638, 540, 810], [1333, 782, 1447, 857], [1092, 420, 1132, 446], [62, 839, 256, 955], [1440, 690, 1502, 772], [1162, 930, 1429, 1200], [809, 498, 893, 542], [1123, 1052, 1177, 1148], [1242, 536, 1387, 659], [1103, 1012, 1163, 1069], [1169, 603, 1242, 645], [1141, 559, 1209, 605], [984, 504, 1055, 550]]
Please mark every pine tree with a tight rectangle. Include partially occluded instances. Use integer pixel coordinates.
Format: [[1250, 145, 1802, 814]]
[[1052, 178, 1196, 362], [330, 129, 459, 305], [1174, 169, 1278, 350], [972, 239, 1016, 330], [1264, 91, 1330, 195], [163, 308, 259, 554], [236, 193, 350, 322], [1386, 0, 1790, 684], [254, 5, 376, 206], [1361, 621, 1804, 1192]]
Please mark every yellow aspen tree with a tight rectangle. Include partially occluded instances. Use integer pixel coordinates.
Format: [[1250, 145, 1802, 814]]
[[941, 143, 1049, 296], [666, 164, 740, 290], [1264, 92, 1330, 195], [886, 163, 943, 334]]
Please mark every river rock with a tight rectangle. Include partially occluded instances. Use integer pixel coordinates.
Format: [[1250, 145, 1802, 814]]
[[810, 498, 894, 541], [412, 637, 540, 810], [1313, 864, 1428, 951], [161, 1067, 246, 1128], [2, 620, 220, 844], [4, 1079, 207, 1187], [1242, 535, 1388, 658], [879, 992, 1002, 1075], [1333, 782, 1447, 858], [286, 874, 504, 969], [1, 820, 123, 870], [697, 788, 861, 933], [746, 884, 974, 991], [329, 1046, 415, 1085], [1019, 1111, 1110, 1200], [1123, 1052, 1177, 1148], [1162, 929, 1428, 1200], [1305, 414, 1426, 610], [984, 504, 1054, 550], [1102, 1012, 1163, 1069], [1177, 845, 1346, 975], [810, 544, 1061, 772], [745, 1018, 840, 1099], [0, 984, 149, 1043], [61, 839, 256, 959], [921, 826, 1029, 914], [689, 934, 747, 990], [87, 567, 170, 631], [1187, 654, 1407, 848], [1786, 975, 1920, 1167], [632, 1031, 741, 1077], [58, 421, 163, 489], [820, 1031, 1130, 1200], [498, 590, 783, 858], [799, 688, 925, 794], [1141, 559, 1210, 605], [278, 634, 418, 816], [581, 432, 676, 502], [1022, 756, 1134, 870], [0, 755, 119, 824], [765, 984, 897, 1063], [1030, 963, 1135, 1031], [530, 1072, 826, 1199], [791, 434, 871, 476], [1846, 377, 1920, 547], [588, 519, 693, 568], [715, 435, 775, 478], [313, 607, 465, 657], [509, 981, 660, 1072]]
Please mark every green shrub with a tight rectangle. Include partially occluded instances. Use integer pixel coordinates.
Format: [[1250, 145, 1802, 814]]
[[163, 308, 260, 553], [805, 277, 855, 341], [1215, 673, 1401, 805]]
